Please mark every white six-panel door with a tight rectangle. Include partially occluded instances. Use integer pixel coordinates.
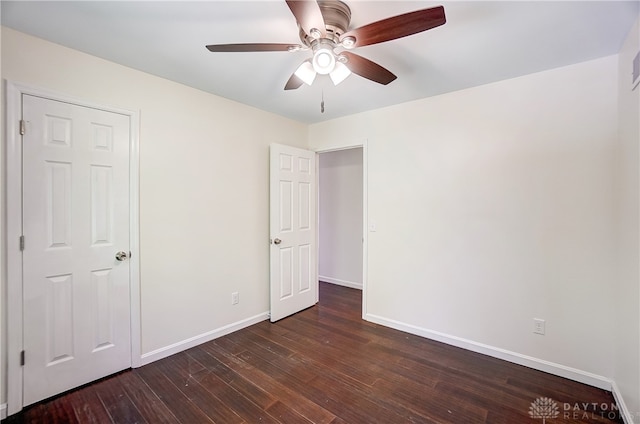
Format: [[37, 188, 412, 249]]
[[269, 144, 317, 322], [21, 94, 132, 405]]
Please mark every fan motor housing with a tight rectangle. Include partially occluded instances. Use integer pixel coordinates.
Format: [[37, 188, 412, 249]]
[[299, 0, 352, 46]]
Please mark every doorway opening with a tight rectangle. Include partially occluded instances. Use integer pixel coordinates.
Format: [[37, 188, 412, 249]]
[[318, 147, 364, 311]]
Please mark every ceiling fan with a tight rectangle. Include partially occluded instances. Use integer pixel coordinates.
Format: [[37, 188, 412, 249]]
[[206, 1, 446, 90]]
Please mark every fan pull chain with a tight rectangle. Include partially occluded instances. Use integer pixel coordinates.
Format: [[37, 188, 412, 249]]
[[321, 90, 325, 113]]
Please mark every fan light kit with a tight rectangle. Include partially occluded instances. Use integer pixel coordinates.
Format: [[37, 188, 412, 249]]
[[206, 0, 446, 90]]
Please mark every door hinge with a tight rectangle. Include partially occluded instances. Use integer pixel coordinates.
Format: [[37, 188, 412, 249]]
[[20, 350, 25, 366], [19, 235, 25, 251], [19, 120, 26, 136]]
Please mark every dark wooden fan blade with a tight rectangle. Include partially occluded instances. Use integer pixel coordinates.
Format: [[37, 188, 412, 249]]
[[340, 6, 445, 48], [206, 43, 301, 52], [284, 73, 304, 90], [286, 0, 326, 38], [341, 52, 396, 85]]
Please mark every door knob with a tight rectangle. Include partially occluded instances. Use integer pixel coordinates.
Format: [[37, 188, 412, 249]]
[[273, 238, 282, 245], [115, 251, 129, 261]]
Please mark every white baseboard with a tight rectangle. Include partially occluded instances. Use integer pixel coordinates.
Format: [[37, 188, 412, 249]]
[[319, 276, 362, 290], [365, 313, 613, 390], [1, 403, 7, 420], [611, 381, 636, 424], [138, 312, 269, 366]]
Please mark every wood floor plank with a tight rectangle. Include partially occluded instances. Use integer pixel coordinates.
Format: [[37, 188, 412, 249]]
[[186, 346, 277, 410], [265, 400, 315, 424], [193, 343, 336, 424], [240, 327, 441, 423], [67, 385, 115, 424], [117, 371, 180, 424], [7, 282, 624, 424], [230, 331, 433, 424], [172, 347, 281, 424], [151, 353, 244, 424], [193, 367, 280, 424], [134, 358, 216, 423], [262, 319, 382, 386], [91, 374, 147, 424], [227, 331, 320, 383]]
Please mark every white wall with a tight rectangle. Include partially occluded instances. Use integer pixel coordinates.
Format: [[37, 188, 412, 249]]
[[0, 26, 307, 408], [310, 55, 619, 385], [319, 148, 363, 289], [614, 14, 640, 423]]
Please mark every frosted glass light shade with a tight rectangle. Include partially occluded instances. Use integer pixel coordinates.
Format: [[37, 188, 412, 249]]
[[294, 61, 317, 86], [329, 62, 351, 85]]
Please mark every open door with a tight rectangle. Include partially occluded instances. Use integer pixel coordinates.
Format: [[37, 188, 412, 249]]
[[269, 143, 317, 322]]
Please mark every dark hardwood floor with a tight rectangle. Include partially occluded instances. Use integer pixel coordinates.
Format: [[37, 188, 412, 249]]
[[5, 282, 623, 423]]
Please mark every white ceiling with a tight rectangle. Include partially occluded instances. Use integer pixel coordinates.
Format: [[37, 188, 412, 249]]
[[2, 1, 638, 124]]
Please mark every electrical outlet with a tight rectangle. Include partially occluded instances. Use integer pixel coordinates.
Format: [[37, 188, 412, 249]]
[[232, 292, 239, 305], [533, 318, 545, 335]]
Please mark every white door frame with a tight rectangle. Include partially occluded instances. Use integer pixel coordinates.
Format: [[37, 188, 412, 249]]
[[314, 140, 368, 319], [5, 81, 141, 415]]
